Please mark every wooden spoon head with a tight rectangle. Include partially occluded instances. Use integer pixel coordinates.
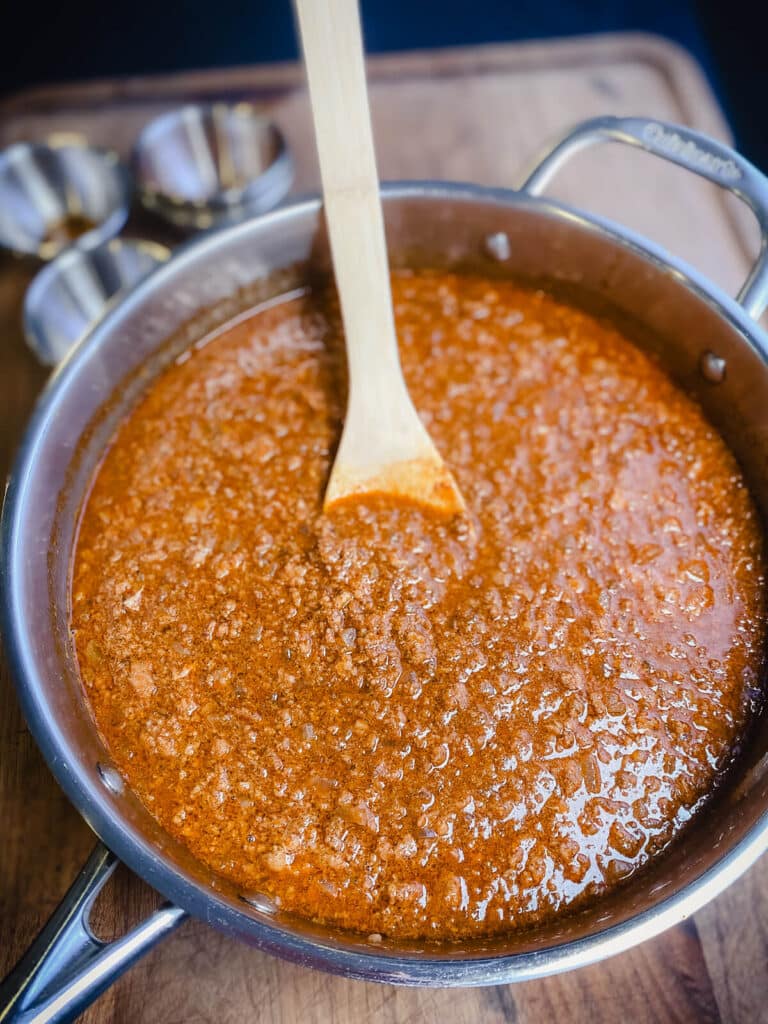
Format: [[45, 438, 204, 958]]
[[324, 454, 466, 518]]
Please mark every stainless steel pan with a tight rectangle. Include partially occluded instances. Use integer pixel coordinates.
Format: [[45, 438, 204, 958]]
[[3, 117, 768, 1023]]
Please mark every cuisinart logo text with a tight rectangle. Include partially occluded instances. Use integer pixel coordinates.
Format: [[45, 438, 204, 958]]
[[642, 122, 741, 182]]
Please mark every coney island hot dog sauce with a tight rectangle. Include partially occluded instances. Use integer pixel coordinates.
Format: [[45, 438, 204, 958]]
[[71, 270, 766, 940]]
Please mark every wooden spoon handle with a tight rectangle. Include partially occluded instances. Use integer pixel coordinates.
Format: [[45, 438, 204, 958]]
[[295, 0, 465, 516], [294, 0, 404, 400]]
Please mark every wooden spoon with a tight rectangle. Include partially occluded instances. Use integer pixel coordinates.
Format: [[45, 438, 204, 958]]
[[294, 0, 466, 517]]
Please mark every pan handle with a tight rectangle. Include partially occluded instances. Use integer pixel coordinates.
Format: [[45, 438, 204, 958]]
[[0, 842, 187, 1024], [520, 115, 768, 321]]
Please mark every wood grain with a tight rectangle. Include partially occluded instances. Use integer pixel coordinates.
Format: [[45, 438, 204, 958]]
[[1, 34, 767, 1024]]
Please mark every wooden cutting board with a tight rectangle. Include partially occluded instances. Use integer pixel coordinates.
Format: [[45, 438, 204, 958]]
[[1, 33, 766, 1024]]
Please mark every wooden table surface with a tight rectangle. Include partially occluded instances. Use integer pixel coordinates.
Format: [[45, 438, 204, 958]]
[[1, 34, 767, 1024]]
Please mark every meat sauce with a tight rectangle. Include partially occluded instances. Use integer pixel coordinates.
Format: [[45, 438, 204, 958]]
[[71, 271, 766, 940]]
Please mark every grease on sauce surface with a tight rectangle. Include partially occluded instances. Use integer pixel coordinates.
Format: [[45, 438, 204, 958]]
[[71, 271, 766, 939]]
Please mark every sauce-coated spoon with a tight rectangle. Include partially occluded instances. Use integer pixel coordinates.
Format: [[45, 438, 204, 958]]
[[294, 0, 465, 516]]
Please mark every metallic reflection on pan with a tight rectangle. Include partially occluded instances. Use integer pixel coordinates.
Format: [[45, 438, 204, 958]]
[[0, 139, 131, 260], [2, 118, 768, 1022], [133, 103, 294, 230], [24, 238, 171, 366]]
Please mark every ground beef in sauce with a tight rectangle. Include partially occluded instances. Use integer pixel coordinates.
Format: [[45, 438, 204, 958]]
[[71, 270, 766, 940]]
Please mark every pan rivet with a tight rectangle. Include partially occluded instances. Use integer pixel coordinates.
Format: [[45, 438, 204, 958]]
[[484, 232, 511, 262], [97, 762, 124, 794], [700, 351, 727, 383], [239, 892, 279, 914]]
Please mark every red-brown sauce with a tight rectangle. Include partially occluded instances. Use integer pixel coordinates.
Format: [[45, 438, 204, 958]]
[[71, 271, 766, 940]]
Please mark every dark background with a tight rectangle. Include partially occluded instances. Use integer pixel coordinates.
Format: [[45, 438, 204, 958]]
[[2, 0, 765, 170]]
